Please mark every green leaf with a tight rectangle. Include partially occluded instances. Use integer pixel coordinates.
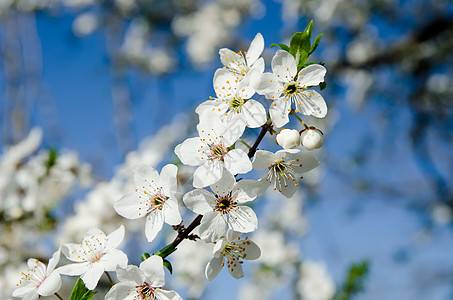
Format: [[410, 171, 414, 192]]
[[320, 82, 327, 90], [333, 261, 370, 300], [69, 278, 97, 300], [270, 43, 290, 52], [289, 32, 310, 66], [309, 33, 325, 56], [303, 20, 314, 41], [163, 259, 173, 274], [141, 252, 151, 262]]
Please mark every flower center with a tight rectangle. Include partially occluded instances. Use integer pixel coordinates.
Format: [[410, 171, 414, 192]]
[[136, 282, 156, 299], [215, 193, 236, 214], [284, 83, 298, 95], [152, 194, 168, 209], [208, 143, 228, 161], [267, 160, 296, 192]]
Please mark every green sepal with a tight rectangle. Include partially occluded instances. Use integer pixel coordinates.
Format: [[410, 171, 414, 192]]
[[69, 278, 97, 300], [141, 252, 151, 262], [270, 43, 290, 52], [163, 259, 173, 274], [320, 82, 327, 90], [155, 244, 177, 258], [309, 33, 325, 56]]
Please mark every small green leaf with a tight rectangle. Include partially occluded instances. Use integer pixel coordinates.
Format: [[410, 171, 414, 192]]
[[69, 278, 97, 300], [290, 32, 310, 66], [270, 43, 290, 52], [309, 33, 325, 56], [303, 20, 314, 41], [320, 82, 327, 90], [163, 259, 173, 274], [141, 252, 151, 262]]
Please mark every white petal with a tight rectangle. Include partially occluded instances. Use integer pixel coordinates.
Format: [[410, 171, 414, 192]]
[[209, 169, 235, 197], [12, 286, 36, 297], [291, 154, 320, 173], [226, 229, 242, 241], [145, 211, 164, 242], [156, 289, 183, 300], [224, 149, 252, 175], [247, 58, 265, 89], [116, 265, 145, 285], [160, 164, 178, 195], [176, 137, 204, 166], [183, 189, 214, 215], [280, 181, 297, 198], [193, 160, 223, 188], [246, 33, 264, 66], [205, 255, 224, 281], [213, 70, 239, 99], [61, 244, 86, 262], [298, 64, 326, 87], [269, 98, 290, 128], [296, 90, 327, 118], [235, 179, 262, 200], [199, 211, 227, 242], [36, 270, 61, 296], [242, 100, 267, 128], [114, 192, 144, 220], [102, 249, 128, 271], [140, 255, 165, 287], [134, 164, 159, 190], [81, 262, 105, 290], [227, 260, 244, 279], [274, 148, 300, 161], [271, 50, 297, 81], [229, 206, 258, 233], [105, 225, 125, 251], [57, 262, 90, 276], [252, 150, 274, 170], [221, 120, 245, 147], [196, 99, 228, 116], [255, 73, 280, 96], [105, 282, 137, 300], [219, 48, 243, 71], [242, 240, 260, 260], [47, 248, 61, 274], [162, 199, 182, 225]]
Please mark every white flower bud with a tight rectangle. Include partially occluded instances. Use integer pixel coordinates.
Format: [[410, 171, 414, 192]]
[[300, 127, 324, 150], [276, 129, 300, 149]]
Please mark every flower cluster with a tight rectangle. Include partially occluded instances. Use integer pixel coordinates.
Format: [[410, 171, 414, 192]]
[[12, 29, 330, 299]]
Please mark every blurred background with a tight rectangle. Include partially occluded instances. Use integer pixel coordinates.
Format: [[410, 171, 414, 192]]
[[1, 0, 453, 299]]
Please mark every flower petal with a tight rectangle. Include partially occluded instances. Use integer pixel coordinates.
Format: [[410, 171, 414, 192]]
[[183, 189, 214, 215], [271, 50, 297, 81], [159, 164, 178, 195], [298, 64, 326, 87], [242, 100, 267, 128], [47, 248, 61, 273], [209, 169, 235, 197], [57, 262, 90, 276], [156, 289, 183, 300], [242, 241, 261, 260], [105, 282, 137, 300], [269, 98, 290, 128], [255, 72, 280, 96], [291, 154, 320, 173], [175, 137, 204, 166], [229, 206, 258, 233], [246, 33, 264, 66], [252, 150, 274, 170], [61, 244, 86, 262], [145, 211, 164, 242], [296, 90, 327, 118], [116, 265, 145, 285], [162, 198, 182, 225], [114, 192, 144, 219], [224, 149, 252, 175], [140, 255, 165, 287], [36, 270, 61, 296], [134, 164, 159, 190], [105, 225, 125, 251], [102, 249, 128, 272], [199, 211, 227, 242], [193, 160, 223, 188], [234, 179, 262, 200], [280, 181, 297, 198], [227, 260, 244, 279], [205, 255, 224, 281], [81, 262, 105, 290]]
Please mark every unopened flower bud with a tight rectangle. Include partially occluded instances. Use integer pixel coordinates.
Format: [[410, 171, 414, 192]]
[[300, 127, 324, 150], [276, 129, 300, 149]]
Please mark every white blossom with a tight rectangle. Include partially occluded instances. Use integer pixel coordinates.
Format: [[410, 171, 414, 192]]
[[297, 260, 336, 300], [300, 127, 324, 150], [114, 164, 181, 242], [276, 128, 301, 149], [205, 230, 260, 280], [256, 50, 327, 127], [58, 225, 128, 290]]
